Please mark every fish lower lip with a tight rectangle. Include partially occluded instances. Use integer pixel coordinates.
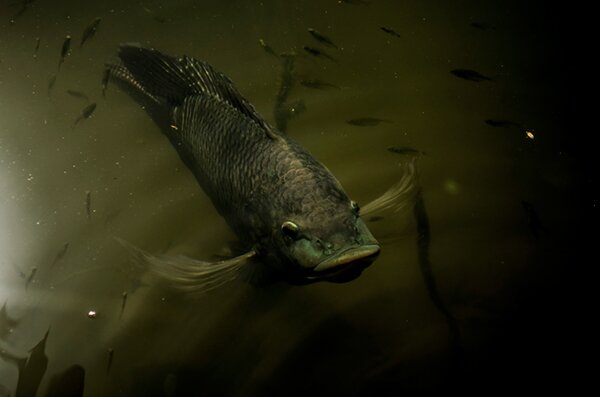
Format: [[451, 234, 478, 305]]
[[313, 244, 381, 273]]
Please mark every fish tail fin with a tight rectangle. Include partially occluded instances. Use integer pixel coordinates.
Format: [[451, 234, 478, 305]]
[[115, 237, 256, 295]]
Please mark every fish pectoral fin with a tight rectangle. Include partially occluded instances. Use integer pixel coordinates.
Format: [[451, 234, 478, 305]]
[[115, 237, 256, 295], [361, 159, 419, 243]]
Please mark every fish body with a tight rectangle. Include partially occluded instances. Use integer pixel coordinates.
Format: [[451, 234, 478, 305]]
[[25, 267, 37, 289], [51, 242, 69, 267], [67, 90, 90, 102], [80, 17, 101, 47], [338, 0, 370, 4], [308, 28, 338, 49], [47, 75, 57, 97], [34, 37, 40, 58], [258, 39, 278, 57], [58, 35, 71, 70], [451, 69, 491, 82], [347, 117, 392, 126], [101, 68, 110, 97], [74, 103, 97, 126], [380, 26, 401, 38], [85, 190, 92, 218], [303, 46, 337, 63], [300, 79, 340, 90], [387, 146, 425, 156], [109, 45, 380, 284]]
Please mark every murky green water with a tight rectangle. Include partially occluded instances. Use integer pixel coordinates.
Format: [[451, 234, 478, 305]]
[[0, 0, 588, 395]]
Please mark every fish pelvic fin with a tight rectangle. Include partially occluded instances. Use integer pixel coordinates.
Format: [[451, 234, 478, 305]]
[[115, 237, 256, 295], [114, 44, 280, 139], [361, 158, 419, 217]]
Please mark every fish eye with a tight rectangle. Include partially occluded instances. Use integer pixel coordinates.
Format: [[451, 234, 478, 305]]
[[281, 221, 300, 240], [350, 201, 360, 214]]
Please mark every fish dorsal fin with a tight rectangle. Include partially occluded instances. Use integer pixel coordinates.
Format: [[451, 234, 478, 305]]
[[117, 44, 279, 139]]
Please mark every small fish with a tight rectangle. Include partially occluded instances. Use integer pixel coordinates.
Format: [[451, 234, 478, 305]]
[[51, 242, 69, 267], [387, 146, 425, 156], [73, 103, 97, 127], [33, 37, 40, 58], [258, 39, 278, 58], [101, 68, 110, 97], [80, 17, 101, 47], [300, 79, 340, 90], [25, 267, 37, 289], [85, 190, 92, 218], [484, 119, 521, 128], [67, 89, 90, 102], [58, 35, 71, 70], [303, 46, 337, 63], [47, 75, 57, 97], [380, 26, 401, 38], [338, 0, 370, 5], [307, 28, 338, 49], [119, 291, 127, 318], [450, 69, 491, 82], [347, 117, 392, 126], [367, 216, 384, 223], [106, 348, 114, 374], [11, 0, 36, 19]]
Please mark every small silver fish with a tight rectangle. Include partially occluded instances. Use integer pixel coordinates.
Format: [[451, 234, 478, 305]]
[[101, 68, 110, 97], [85, 190, 92, 218], [300, 79, 340, 90], [106, 348, 114, 374], [303, 46, 337, 63], [347, 117, 392, 126], [450, 69, 491, 82], [33, 37, 40, 58], [67, 89, 90, 102], [80, 17, 101, 48], [380, 26, 401, 38], [58, 35, 71, 70], [51, 242, 69, 267], [259, 39, 278, 58], [74, 103, 97, 127], [47, 75, 57, 97], [120, 291, 128, 318], [307, 28, 338, 49], [25, 267, 37, 289], [387, 146, 425, 156]]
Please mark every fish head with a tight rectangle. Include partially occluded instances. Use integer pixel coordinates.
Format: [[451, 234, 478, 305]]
[[271, 200, 380, 283]]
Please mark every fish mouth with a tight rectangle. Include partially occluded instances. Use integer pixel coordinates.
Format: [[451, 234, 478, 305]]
[[308, 244, 381, 283]]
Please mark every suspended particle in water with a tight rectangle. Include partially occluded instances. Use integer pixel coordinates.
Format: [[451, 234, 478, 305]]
[[525, 130, 535, 139]]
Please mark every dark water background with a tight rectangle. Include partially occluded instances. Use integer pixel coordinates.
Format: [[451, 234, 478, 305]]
[[0, 0, 591, 395]]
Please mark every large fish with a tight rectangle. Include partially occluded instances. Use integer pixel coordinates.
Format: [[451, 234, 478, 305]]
[[108, 44, 381, 290]]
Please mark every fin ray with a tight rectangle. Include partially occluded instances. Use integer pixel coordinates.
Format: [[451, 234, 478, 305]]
[[115, 237, 256, 295], [113, 44, 279, 139]]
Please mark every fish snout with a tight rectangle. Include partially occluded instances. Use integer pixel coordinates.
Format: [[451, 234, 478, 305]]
[[310, 244, 380, 282]]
